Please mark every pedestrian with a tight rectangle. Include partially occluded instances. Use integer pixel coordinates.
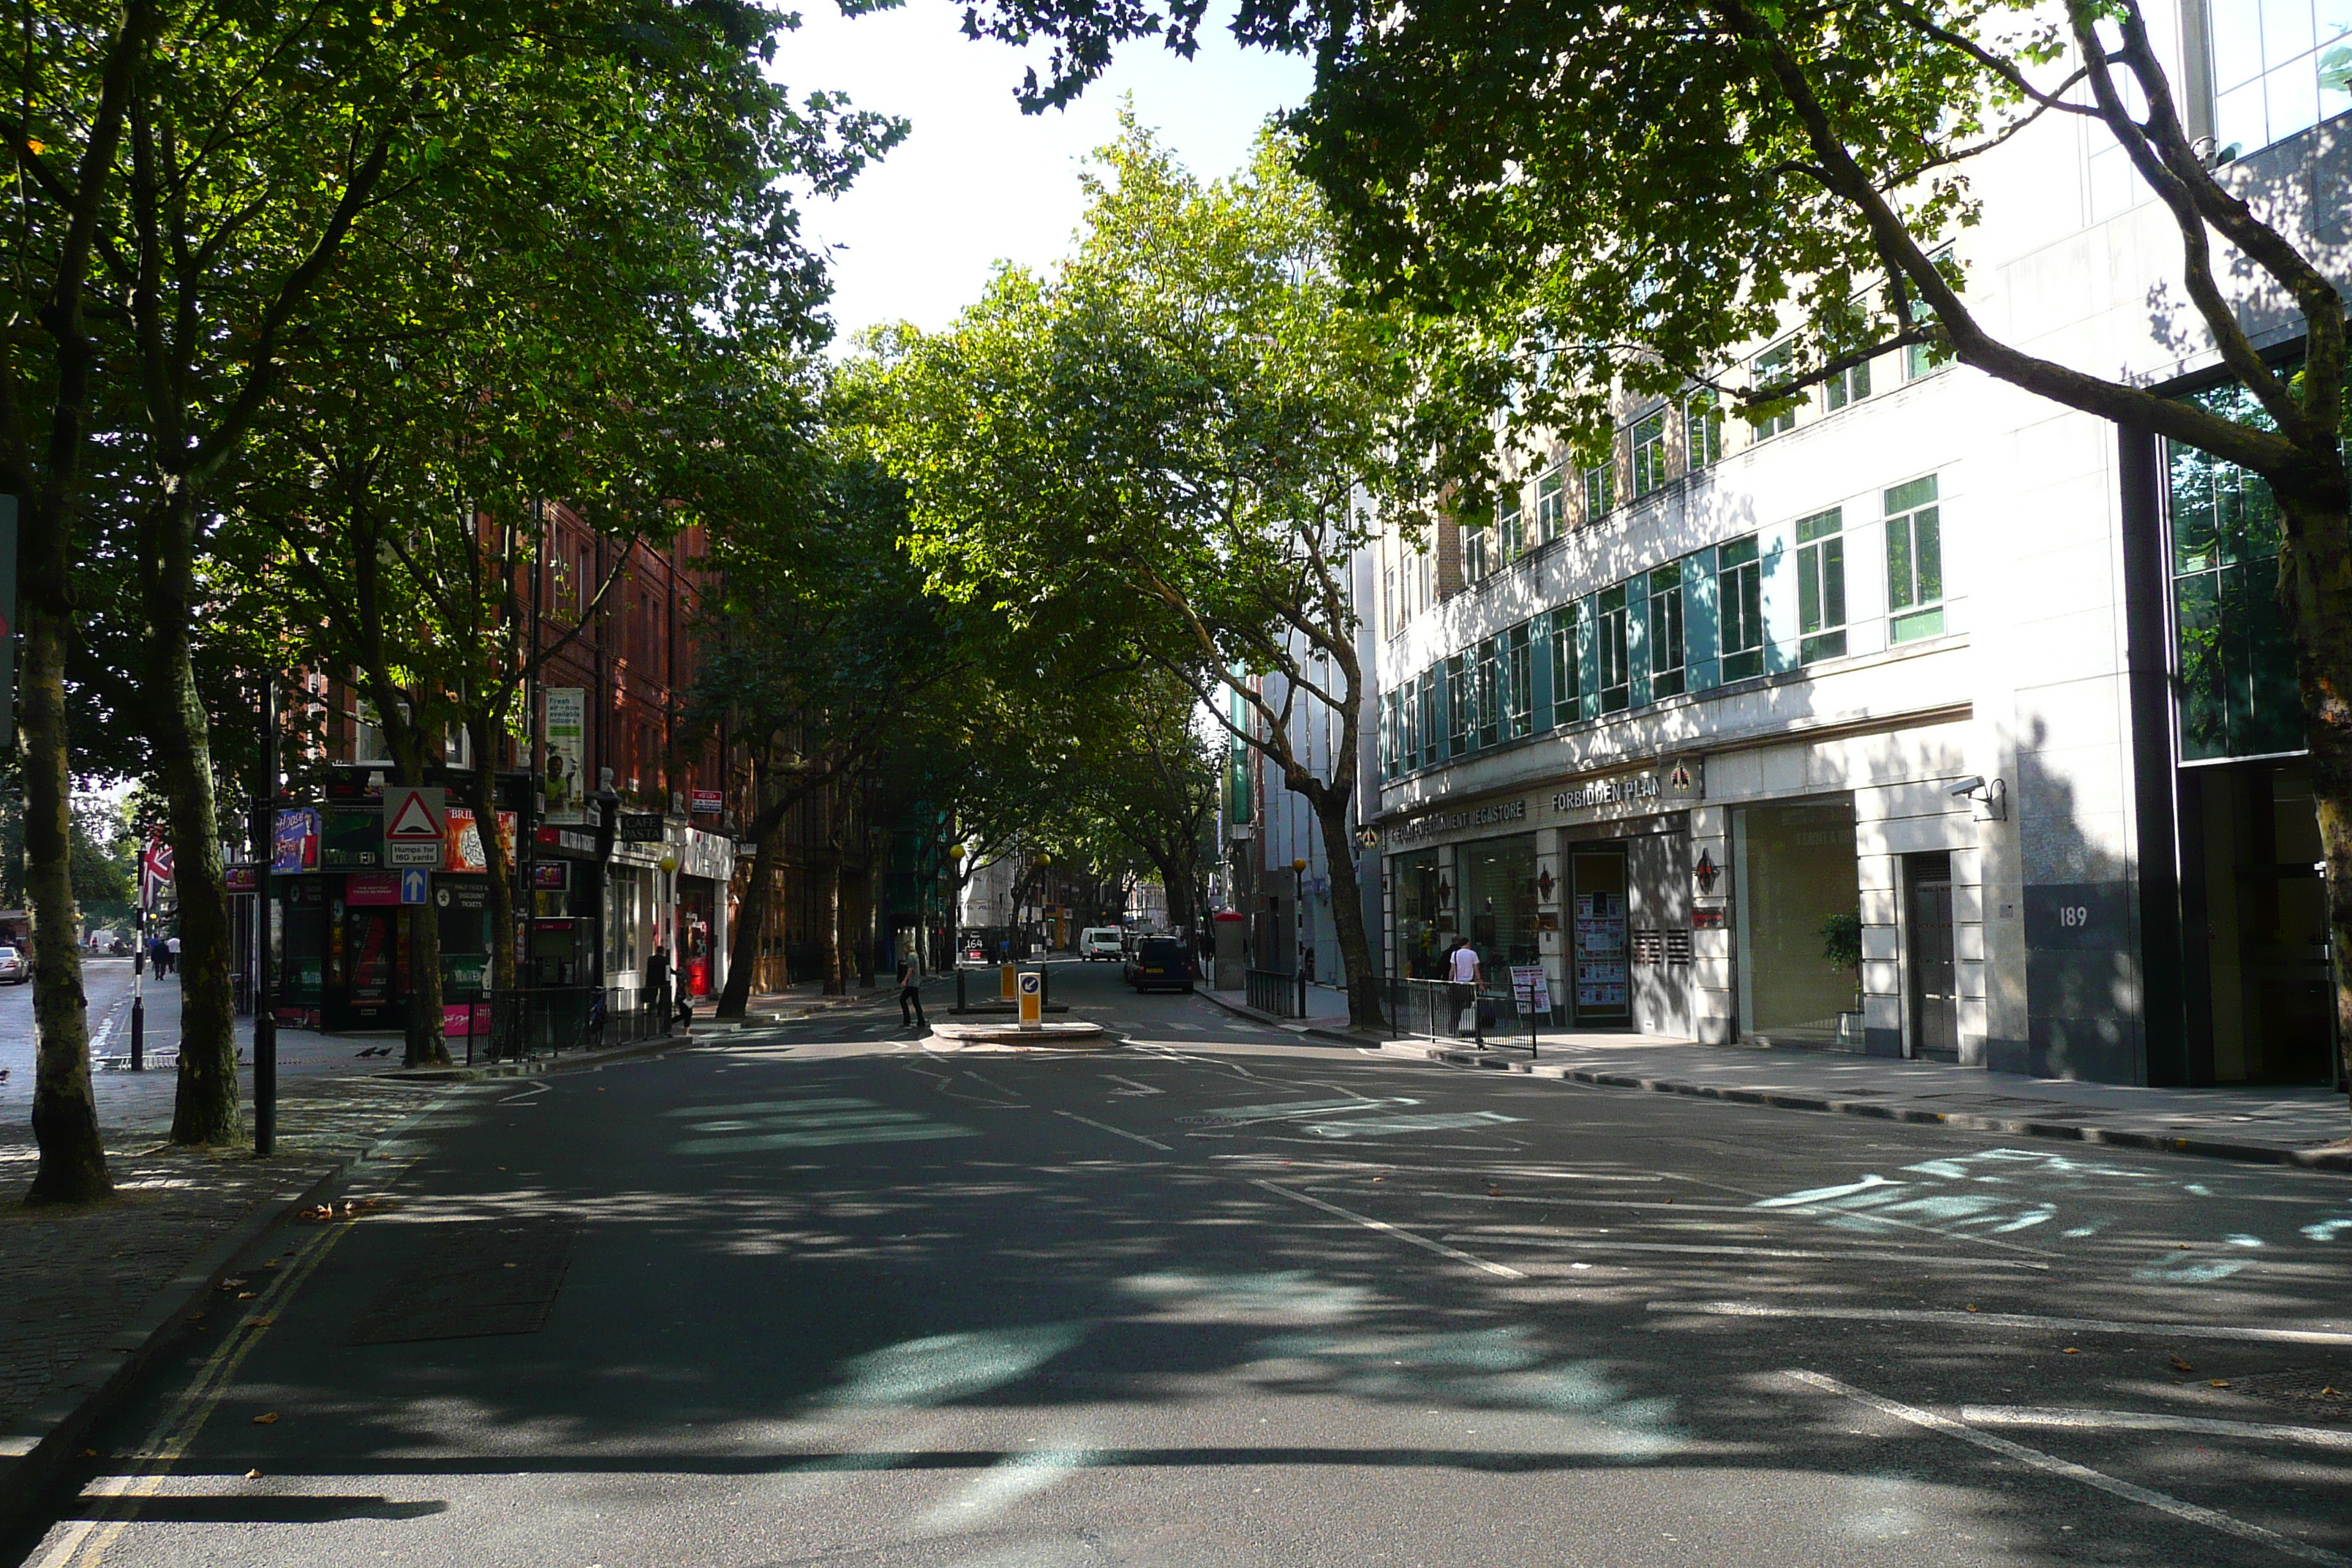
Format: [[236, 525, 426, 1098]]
[[898, 950, 927, 1031], [645, 944, 671, 1032], [165, 935, 180, 976], [1445, 935, 1482, 1039]]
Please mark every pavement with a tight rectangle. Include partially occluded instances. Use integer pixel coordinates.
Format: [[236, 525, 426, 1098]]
[[1196, 982, 2352, 1172], [1, 961, 2345, 1567]]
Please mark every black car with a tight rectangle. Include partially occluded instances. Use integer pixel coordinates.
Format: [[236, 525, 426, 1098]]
[[1127, 937, 1194, 993]]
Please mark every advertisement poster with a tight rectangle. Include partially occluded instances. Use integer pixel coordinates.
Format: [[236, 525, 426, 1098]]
[[272, 808, 320, 874], [545, 687, 586, 823], [1574, 889, 1627, 1009], [1509, 964, 1551, 1016], [443, 806, 519, 874]]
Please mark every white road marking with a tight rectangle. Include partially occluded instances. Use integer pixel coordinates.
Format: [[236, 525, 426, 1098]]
[[1100, 1074, 1164, 1096], [1439, 1235, 2051, 1270], [1251, 1180, 1526, 1279], [1052, 1110, 1172, 1151], [1656, 1300, 2352, 1346], [1787, 1371, 2351, 1566], [1961, 1406, 2352, 1450]]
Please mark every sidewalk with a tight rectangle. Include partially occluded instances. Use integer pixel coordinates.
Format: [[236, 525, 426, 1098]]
[[1200, 987, 2352, 1172]]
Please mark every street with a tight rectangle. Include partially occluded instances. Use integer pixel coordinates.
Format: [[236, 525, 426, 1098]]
[[12, 960, 2351, 1568]]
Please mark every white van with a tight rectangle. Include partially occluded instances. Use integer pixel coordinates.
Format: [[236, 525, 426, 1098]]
[[1079, 927, 1125, 962]]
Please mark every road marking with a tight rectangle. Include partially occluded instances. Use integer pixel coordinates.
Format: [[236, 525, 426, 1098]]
[[1100, 1074, 1164, 1096], [1438, 1235, 2050, 1269], [1251, 1180, 1526, 1279], [1052, 1110, 1172, 1151], [1786, 1371, 2351, 1566], [1654, 1300, 2352, 1345], [1417, 1190, 2058, 1256], [1961, 1406, 2352, 1450]]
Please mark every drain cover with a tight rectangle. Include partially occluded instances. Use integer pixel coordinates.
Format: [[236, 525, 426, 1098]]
[[2230, 1368, 2352, 1422], [348, 1218, 581, 1345]]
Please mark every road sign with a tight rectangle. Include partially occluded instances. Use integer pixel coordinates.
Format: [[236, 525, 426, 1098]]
[[1018, 969, 1042, 1030], [400, 869, 429, 905], [382, 786, 445, 869], [1000, 963, 1017, 1000]]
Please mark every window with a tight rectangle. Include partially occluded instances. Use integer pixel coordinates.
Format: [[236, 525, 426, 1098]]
[[1417, 669, 1439, 768], [1583, 459, 1614, 524], [1382, 691, 1402, 780], [1537, 465, 1568, 542], [1796, 508, 1847, 662], [1463, 519, 1492, 583], [1498, 495, 1525, 566], [1823, 358, 1872, 411], [1885, 477, 1945, 643], [1445, 654, 1471, 754], [1503, 622, 1534, 739], [1474, 637, 1501, 749], [354, 701, 391, 766], [1598, 585, 1632, 713], [1684, 391, 1724, 471], [445, 723, 472, 770], [1383, 564, 1399, 637], [2171, 388, 2302, 758], [1550, 602, 1586, 726], [2211, 0, 2351, 161], [1630, 411, 1669, 498], [1647, 562, 1686, 699], [1753, 342, 1799, 437], [1902, 260, 1953, 382], [1717, 535, 1765, 682]]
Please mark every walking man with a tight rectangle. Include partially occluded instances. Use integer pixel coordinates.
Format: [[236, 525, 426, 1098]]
[[1445, 935, 1482, 1041], [898, 950, 927, 1032]]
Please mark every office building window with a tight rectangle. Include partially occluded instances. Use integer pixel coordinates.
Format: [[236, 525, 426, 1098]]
[[1630, 411, 1669, 498], [1583, 459, 1615, 524], [1885, 476, 1945, 643], [1382, 691, 1402, 780], [1475, 637, 1501, 748], [1504, 622, 1534, 739], [1823, 358, 1872, 410], [1550, 601, 1586, 726], [2212, 0, 2351, 159], [1498, 496, 1524, 565], [1599, 584, 1632, 712], [1383, 564, 1399, 637], [2171, 385, 2302, 758], [1684, 390, 1724, 470], [1797, 508, 1847, 662], [1463, 518, 1492, 583], [1417, 669, 1439, 768], [1446, 654, 1471, 754], [1754, 342, 1798, 437], [1648, 562, 1686, 699], [1537, 465, 1568, 542], [1718, 534, 1765, 682]]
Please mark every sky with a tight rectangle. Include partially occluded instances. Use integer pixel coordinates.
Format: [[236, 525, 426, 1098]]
[[772, 1, 1313, 347]]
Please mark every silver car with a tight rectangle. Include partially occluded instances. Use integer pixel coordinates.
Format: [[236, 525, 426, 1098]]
[[0, 946, 26, 984]]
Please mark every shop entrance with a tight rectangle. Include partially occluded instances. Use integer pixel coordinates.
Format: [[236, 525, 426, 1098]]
[[1570, 845, 1630, 1026], [1460, 834, 1540, 970], [1390, 849, 1443, 979], [1734, 797, 1861, 1044], [1904, 851, 1959, 1060], [2186, 762, 2335, 1083]]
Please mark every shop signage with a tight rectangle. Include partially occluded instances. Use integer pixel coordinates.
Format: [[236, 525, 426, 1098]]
[[434, 881, 489, 909], [322, 809, 380, 869], [690, 788, 724, 815], [346, 872, 402, 907], [530, 862, 569, 891], [225, 865, 258, 893], [1692, 907, 1726, 930], [535, 826, 598, 856], [619, 812, 665, 844], [2024, 881, 2127, 951], [1553, 772, 1662, 813], [1388, 797, 1529, 845], [544, 687, 587, 822]]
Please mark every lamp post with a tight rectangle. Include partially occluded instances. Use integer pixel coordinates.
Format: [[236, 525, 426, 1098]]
[[253, 674, 279, 1156]]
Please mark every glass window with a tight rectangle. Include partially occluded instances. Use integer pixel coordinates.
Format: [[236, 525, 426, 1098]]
[[1498, 496, 1524, 565], [1885, 477, 1945, 643], [2169, 383, 2303, 758], [1718, 534, 1765, 682], [1463, 519, 1491, 583], [1537, 465, 1568, 542], [2209, 0, 2352, 158], [1475, 638, 1501, 748], [1824, 358, 1872, 410], [1381, 691, 1401, 780], [1445, 655, 1471, 755], [1416, 670, 1437, 769], [1684, 390, 1724, 471], [1754, 342, 1798, 437], [1504, 622, 1534, 739], [1550, 601, 1586, 726], [1796, 508, 1847, 662], [1583, 459, 1614, 524], [1646, 562, 1686, 699], [1631, 411, 1669, 498], [1598, 584, 1632, 713]]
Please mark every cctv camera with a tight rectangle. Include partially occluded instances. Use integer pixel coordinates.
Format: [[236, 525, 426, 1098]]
[[1949, 775, 1985, 799]]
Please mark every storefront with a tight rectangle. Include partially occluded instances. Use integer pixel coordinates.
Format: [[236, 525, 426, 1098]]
[[672, 825, 734, 999]]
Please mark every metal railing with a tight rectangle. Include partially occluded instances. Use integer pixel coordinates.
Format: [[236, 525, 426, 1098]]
[[1245, 968, 1303, 1018], [1376, 976, 1552, 1056], [464, 985, 676, 1065]]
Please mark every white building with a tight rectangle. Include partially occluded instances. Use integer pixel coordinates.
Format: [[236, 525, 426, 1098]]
[[1368, 10, 2341, 1087]]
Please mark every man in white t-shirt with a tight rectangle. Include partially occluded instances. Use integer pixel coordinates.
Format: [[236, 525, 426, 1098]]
[[1445, 937, 1481, 1039]]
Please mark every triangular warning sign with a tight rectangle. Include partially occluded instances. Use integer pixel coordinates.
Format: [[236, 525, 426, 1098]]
[[385, 790, 442, 840]]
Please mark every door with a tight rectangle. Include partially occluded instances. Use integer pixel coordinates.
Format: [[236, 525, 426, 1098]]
[[1570, 845, 1630, 1027], [1905, 851, 1958, 1059]]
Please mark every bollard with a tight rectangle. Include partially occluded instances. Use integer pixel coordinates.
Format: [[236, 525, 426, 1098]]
[[1297, 970, 1307, 1019], [130, 995, 144, 1071], [956, 965, 967, 1011]]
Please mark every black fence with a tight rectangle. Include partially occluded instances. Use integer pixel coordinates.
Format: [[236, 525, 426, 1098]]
[[1245, 968, 1304, 1018], [461, 986, 676, 1065], [1373, 976, 1551, 1055]]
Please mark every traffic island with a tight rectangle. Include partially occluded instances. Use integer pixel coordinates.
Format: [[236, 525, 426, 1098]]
[[927, 1020, 1112, 1049]]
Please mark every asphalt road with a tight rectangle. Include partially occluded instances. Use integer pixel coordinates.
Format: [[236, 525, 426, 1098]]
[[12, 961, 2352, 1567]]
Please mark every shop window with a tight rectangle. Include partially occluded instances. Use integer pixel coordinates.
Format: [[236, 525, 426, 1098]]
[[1797, 508, 1847, 661], [1446, 654, 1471, 755], [1503, 621, 1534, 739], [1631, 410, 1669, 499], [1537, 465, 1568, 542], [1753, 342, 1798, 437], [1885, 476, 1944, 643], [1583, 459, 1615, 524], [1598, 584, 1632, 713], [2171, 389, 2302, 758], [1734, 798, 1861, 1041], [1684, 389, 1724, 470], [1550, 602, 1586, 726], [1718, 535, 1765, 681], [1475, 637, 1501, 749], [1647, 562, 1686, 699]]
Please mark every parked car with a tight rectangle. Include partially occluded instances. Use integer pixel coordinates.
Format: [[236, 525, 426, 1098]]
[[1126, 936, 1194, 994], [0, 946, 26, 984], [1079, 927, 1124, 962]]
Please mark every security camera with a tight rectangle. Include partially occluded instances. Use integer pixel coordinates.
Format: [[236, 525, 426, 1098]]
[[1949, 775, 1986, 799]]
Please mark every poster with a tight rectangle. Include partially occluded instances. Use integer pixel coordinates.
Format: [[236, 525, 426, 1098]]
[[272, 808, 319, 873], [443, 807, 519, 874], [545, 687, 586, 823], [1573, 890, 1627, 1009], [1509, 965, 1551, 1014]]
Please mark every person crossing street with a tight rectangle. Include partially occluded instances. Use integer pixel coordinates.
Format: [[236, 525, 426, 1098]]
[[898, 951, 927, 1032]]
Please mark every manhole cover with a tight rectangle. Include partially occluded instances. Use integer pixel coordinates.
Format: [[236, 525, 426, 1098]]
[[2229, 1368, 2352, 1422], [349, 1218, 581, 1345]]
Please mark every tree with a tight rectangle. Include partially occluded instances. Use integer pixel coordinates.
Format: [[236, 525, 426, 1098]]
[[878, 124, 1403, 1028], [961, 0, 2352, 1090]]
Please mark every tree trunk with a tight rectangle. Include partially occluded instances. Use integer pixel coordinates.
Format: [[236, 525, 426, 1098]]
[[1311, 790, 1386, 1031], [822, 851, 845, 995], [143, 497, 241, 1146], [402, 902, 447, 1066], [21, 494, 108, 1203], [2275, 483, 2352, 1112], [853, 853, 878, 988], [717, 814, 780, 1019]]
